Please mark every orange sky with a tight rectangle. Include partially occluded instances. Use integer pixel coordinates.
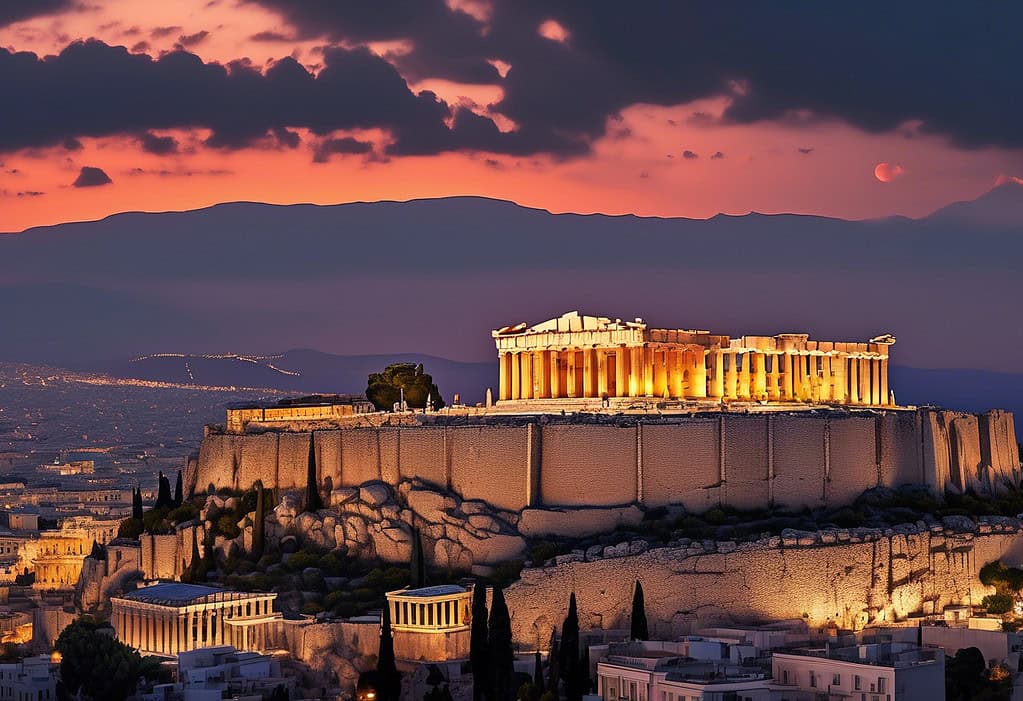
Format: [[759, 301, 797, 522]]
[[1, 1, 1021, 232]]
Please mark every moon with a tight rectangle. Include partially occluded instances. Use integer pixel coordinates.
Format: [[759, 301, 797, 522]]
[[874, 162, 904, 183]]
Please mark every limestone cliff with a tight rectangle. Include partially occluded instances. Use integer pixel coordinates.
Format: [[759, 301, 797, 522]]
[[504, 516, 1023, 646]]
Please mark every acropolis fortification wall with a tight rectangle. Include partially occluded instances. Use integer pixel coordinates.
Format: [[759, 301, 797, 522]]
[[504, 520, 1023, 646], [187, 409, 1018, 522]]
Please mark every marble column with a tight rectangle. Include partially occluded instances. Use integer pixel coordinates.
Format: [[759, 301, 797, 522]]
[[597, 350, 609, 397], [583, 348, 597, 398], [870, 358, 881, 405], [737, 352, 751, 400], [615, 347, 628, 397], [724, 351, 738, 399], [510, 353, 521, 401], [643, 347, 655, 396], [859, 357, 871, 405], [708, 350, 724, 399], [832, 355, 847, 403], [669, 350, 684, 398], [849, 359, 860, 404], [566, 351, 578, 398], [819, 355, 832, 403], [690, 350, 708, 398], [880, 357, 889, 405], [652, 350, 667, 398], [550, 351, 561, 399], [499, 354, 509, 400], [629, 347, 643, 396], [520, 351, 533, 400], [782, 353, 794, 400], [752, 352, 766, 400]]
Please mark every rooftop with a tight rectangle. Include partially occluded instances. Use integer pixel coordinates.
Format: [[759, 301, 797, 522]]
[[390, 585, 467, 598], [117, 583, 269, 606]]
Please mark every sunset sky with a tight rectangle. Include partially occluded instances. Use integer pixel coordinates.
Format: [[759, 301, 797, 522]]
[[2, 2, 1022, 232]]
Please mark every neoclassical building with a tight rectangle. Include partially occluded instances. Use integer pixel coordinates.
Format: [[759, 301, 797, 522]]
[[111, 583, 280, 657], [494, 311, 896, 407], [386, 585, 472, 662]]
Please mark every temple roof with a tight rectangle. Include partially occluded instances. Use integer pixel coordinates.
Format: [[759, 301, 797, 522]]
[[119, 582, 266, 606], [390, 584, 467, 598]]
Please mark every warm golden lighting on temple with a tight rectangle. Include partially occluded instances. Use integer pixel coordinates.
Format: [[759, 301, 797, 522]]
[[494, 311, 896, 407]]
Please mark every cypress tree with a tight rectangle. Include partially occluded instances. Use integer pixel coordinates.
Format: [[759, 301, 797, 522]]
[[533, 650, 544, 693], [304, 432, 323, 513], [377, 604, 401, 701], [560, 593, 581, 701], [156, 471, 172, 509], [410, 527, 427, 589], [470, 582, 490, 701], [488, 585, 514, 701], [252, 480, 265, 558], [131, 488, 143, 521], [579, 645, 591, 695], [630, 580, 649, 641], [546, 628, 560, 695], [173, 470, 183, 507]]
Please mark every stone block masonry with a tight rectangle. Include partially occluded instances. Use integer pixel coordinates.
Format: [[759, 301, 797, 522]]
[[187, 409, 1019, 530], [504, 521, 1023, 647]]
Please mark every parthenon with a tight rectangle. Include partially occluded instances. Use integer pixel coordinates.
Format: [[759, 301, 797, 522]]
[[493, 311, 896, 407]]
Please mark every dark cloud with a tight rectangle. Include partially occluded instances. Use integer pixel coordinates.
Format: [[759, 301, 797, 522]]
[[62, 136, 82, 151], [312, 136, 374, 163], [798, 147, 815, 155], [272, 127, 300, 149], [253, 1, 1023, 152], [0, 0, 74, 26], [250, 30, 291, 42], [710, 151, 725, 160], [150, 26, 182, 39], [137, 131, 179, 155], [682, 150, 699, 159], [72, 166, 112, 187], [0, 40, 522, 156], [176, 30, 210, 47], [130, 41, 150, 53], [16, 191, 45, 197]]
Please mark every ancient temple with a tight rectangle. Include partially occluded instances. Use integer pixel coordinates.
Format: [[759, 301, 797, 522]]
[[111, 583, 280, 656], [493, 311, 896, 406]]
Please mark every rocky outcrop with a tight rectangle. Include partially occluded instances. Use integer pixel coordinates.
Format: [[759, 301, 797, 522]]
[[75, 542, 143, 613], [505, 517, 1023, 646], [251, 479, 527, 569]]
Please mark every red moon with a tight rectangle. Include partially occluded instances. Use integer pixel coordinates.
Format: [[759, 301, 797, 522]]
[[874, 162, 905, 182]]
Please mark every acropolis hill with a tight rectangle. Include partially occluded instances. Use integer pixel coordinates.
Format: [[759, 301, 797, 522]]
[[186, 312, 1019, 541]]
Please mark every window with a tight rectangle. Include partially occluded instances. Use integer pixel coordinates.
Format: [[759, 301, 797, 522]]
[[877, 678, 886, 693], [832, 673, 841, 686], [809, 671, 817, 688], [854, 675, 861, 690]]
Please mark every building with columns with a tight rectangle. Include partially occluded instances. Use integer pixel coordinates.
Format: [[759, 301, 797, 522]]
[[111, 583, 280, 657], [386, 584, 472, 662], [494, 311, 896, 408]]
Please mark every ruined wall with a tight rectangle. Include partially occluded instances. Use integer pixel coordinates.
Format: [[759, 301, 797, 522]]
[[504, 525, 1023, 647], [140, 524, 205, 581], [189, 409, 1020, 522]]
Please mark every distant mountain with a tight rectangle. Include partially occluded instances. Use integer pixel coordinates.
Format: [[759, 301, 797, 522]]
[[926, 181, 1023, 229], [0, 184, 1021, 411]]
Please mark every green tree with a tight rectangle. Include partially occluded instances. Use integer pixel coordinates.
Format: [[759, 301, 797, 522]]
[[366, 363, 445, 411], [131, 487, 143, 521], [546, 629, 560, 696], [411, 526, 427, 589], [559, 593, 581, 701], [488, 586, 514, 701], [983, 593, 1014, 614], [56, 617, 162, 701], [304, 432, 323, 513], [156, 472, 173, 509], [377, 604, 401, 701], [173, 471, 183, 507], [532, 650, 544, 695], [252, 480, 266, 558], [470, 582, 490, 701], [630, 580, 649, 640]]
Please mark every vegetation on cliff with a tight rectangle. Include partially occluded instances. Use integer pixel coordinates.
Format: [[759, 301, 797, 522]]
[[945, 646, 1011, 701], [630, 580, 648, 641], [366, 362, 444, 411]]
